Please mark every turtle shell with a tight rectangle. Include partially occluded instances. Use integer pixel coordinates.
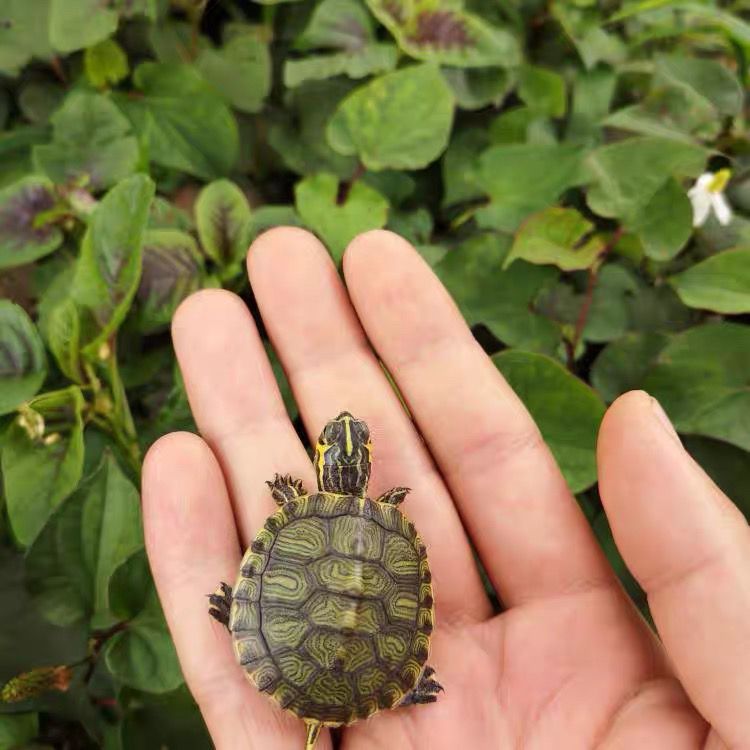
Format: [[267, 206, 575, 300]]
[[228, 492, 434, 725]]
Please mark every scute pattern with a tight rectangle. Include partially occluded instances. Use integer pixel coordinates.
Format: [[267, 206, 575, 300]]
[[230, 493, 434, 725]]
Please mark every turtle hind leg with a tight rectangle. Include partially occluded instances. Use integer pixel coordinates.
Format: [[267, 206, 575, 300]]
[[376, 486, 410, 506], [266, 473, 306, 506], [305, 722, 322, 750], [208, 582, 233, 631], [400, 666, 443, 706]]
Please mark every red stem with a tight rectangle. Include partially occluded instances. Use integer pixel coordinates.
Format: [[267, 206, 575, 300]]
[[337, 162, 365, 205], [49, 56, 67, 85], [566, 227, 624, 370]]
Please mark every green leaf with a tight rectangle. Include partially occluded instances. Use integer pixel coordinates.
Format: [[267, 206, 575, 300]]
[[284, 44, 398, 88], [553, 2, 626, 70], [586, 136, 706, 223], [46, 299, 85, 383], [603, 105, 698, 145], [669, 247, 750, 314], [605, 55, 742, 142], [148, 20, 200, 64], [17, 81, 65, 125], [25, 453, 144, 627], [644, 322, 750, 451], [120, 686, 211, 749], [655, 54, 743, 118], [591, 332, 669, 402], [72, 174, 154, 355], [0, 713, 38, 747], [0, 548, 88, 690], [327, 64, 455, 171], [0, 0, 53, 75], [287, 0, 397, 87], [387, 207, 433, 246], [583, 264, 639, 343], [566, 66, 616, 145], [84, 38, 129, 89], [0, 177, 63, 269], [269, 79, 358, 178], [434, 233, 560, 354], [247, 205, 302, 241], [195, 179, 252, 269], [365, 0, 521, 68], [148, 196, 194, 232], [136, 230, 205, 331], [492, 350, 605, 492], [0, 301, 47, 415], [627, 281, 696, 335], [2, 386, 85, 547], [33, 92, 140, 192], [0, 126, 50, 190], [105, 586, 183, 693], [441, 67, 513, 111], [109, 551, 151, 620], [295, 172, 389, 262], [505, 207, 605, 271], [49, 0, 119, 53], [474, 143, 585, 232], [441, 127, 488, 207], [488, 106, 557, 145], [631, 177, 692, 261], [295, 0, 374, 51], [518, 64, 566, 117], [116, 63, 238, 180], [195, 31, 271, 114]]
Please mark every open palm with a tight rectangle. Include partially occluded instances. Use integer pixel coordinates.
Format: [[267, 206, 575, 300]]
[[142, 229, 749, 750]]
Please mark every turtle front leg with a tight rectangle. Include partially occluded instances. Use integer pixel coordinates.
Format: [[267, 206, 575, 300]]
[[376, 486, 410, 506], [208, 582, 233, 631], [266, 473, 306, 506], [305, 722, 322, 750], [399, 666, 443, 706]]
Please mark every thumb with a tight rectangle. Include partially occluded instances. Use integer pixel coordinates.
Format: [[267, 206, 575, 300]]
[[597, 390, 750, 748]]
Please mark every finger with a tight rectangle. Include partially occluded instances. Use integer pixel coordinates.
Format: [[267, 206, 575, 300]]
[[343, 231, 614, 607], [247, 227, 491, 623], [142, 432, 330, 750], [598, 390, 750, 748], [171, 289, 315, 544]]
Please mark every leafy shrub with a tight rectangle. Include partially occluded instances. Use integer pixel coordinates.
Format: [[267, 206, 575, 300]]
[[1, 0, 749, 746]]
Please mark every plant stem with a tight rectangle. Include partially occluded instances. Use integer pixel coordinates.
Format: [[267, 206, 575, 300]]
[[49, 56, 67, 85], [337, 162, 365, 205], [566, 226, 624, 370], [83, 621, 129, 683]]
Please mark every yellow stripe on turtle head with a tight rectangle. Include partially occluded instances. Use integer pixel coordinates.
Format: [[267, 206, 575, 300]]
[[342, 414, 353, 456], [315, 441, 331, 488]]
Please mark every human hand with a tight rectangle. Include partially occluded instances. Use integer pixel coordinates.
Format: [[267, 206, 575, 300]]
[[142, 229, 750, 750]]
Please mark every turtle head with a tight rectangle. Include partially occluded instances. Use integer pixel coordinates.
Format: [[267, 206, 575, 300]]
[[314, 412, 372, 496]]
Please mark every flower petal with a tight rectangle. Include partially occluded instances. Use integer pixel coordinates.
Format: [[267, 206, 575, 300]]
[[711, 193, 732, 226], [689, 190, 712, 227]]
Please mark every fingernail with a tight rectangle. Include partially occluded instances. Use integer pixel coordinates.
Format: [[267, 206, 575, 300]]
[[650, 397, 682, 446]]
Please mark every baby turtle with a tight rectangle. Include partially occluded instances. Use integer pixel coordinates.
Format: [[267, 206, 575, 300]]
[[209, 412, 440, 749]]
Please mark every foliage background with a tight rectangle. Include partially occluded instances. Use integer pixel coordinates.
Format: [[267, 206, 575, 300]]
[[1, 0, 749, 746]]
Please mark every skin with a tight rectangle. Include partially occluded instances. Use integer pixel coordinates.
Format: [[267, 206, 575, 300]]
[[142, 229, 750, 750]]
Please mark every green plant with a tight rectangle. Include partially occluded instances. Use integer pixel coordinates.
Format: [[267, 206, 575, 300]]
[[0, 0, 749, 746]]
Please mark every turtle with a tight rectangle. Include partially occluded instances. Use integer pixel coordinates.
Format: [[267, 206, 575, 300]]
[[208, 411, 441, 749]]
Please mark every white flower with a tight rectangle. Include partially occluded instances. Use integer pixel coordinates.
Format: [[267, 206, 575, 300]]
[[688, 169, 732, 227]]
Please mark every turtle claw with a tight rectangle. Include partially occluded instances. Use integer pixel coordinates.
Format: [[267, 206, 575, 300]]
[[400, 665, 443, 706], [377, 486, 410, 506], [266, 473, 306, 506], [208, 582, 233, 631]]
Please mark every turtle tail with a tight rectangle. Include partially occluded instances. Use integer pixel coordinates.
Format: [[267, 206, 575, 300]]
[[305, 722, 322, 750]]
